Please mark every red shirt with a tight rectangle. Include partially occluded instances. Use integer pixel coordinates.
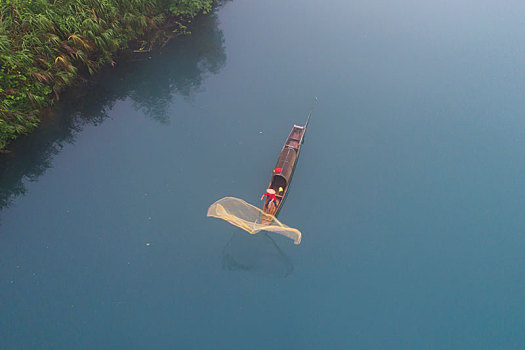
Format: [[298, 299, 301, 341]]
[[263, 192, 277, 201]]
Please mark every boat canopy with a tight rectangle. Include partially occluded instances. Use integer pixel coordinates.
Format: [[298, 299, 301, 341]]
[[273, 147, 297, 184]]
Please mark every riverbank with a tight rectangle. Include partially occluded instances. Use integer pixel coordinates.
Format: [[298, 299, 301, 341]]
[[0, 11, 226, 211], [0, 0, 214, 150]]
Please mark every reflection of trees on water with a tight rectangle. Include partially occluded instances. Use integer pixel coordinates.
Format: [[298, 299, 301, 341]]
[[222, 232, 294, 278], [109, 12, 227, 123], [0, 12, 226, 211]]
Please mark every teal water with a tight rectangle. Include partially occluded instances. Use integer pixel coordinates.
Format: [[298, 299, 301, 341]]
[[2, 0, 525, 348]]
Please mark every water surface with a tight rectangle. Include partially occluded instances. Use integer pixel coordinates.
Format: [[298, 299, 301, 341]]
[[1, 0, 525, 348]]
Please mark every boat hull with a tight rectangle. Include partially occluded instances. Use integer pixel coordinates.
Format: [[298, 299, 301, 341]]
[[262, 123, 307, 222]]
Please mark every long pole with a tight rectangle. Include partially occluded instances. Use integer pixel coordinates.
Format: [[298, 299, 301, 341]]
[[304, 97, 319, 129]]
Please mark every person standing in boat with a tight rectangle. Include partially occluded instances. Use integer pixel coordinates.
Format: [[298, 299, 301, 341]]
[[261, 188, 277, 211]]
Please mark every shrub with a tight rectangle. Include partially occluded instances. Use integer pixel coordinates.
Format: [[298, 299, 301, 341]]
[[0, 0, 214, 149]]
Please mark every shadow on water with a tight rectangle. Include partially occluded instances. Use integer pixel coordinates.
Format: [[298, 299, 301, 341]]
[[0, 12, 226, 213], [222, 231, 294, 278]]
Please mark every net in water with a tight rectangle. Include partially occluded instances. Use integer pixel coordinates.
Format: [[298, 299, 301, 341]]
[[207, 197, 301, 245]]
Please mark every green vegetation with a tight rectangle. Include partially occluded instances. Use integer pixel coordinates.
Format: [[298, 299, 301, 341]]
[[0, 10, 226, 210], [0, 0, 214, 149]]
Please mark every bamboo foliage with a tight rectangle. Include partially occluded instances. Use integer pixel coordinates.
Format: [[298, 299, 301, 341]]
[[0, 0, 214, 149]]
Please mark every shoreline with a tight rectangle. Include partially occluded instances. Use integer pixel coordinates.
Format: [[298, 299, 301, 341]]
[[0, 9, 227, 212], [0, 0, 215, 150]]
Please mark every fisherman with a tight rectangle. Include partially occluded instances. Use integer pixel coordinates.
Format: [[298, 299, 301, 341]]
[[261, 188, 277, 211]]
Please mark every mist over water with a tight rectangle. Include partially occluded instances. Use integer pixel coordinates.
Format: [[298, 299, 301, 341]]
[[1, 0, 525, 348]]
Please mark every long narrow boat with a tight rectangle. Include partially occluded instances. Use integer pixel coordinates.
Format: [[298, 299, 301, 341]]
[[262, 112, 311, 220]]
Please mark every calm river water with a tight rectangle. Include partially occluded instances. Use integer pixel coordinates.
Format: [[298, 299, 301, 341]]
[[1, 0, 525, 348]]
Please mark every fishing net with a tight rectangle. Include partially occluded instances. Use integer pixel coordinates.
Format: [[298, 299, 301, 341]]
[[207, 197, 301, 245]]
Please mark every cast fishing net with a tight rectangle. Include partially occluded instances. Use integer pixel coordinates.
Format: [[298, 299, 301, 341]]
[[207, 197, 301, 245]]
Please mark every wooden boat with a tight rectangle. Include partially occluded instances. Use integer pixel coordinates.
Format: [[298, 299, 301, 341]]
[[262, 112, 311, 221]]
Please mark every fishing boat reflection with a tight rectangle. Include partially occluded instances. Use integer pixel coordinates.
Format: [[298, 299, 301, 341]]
[[222, 231, 293, 278]]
